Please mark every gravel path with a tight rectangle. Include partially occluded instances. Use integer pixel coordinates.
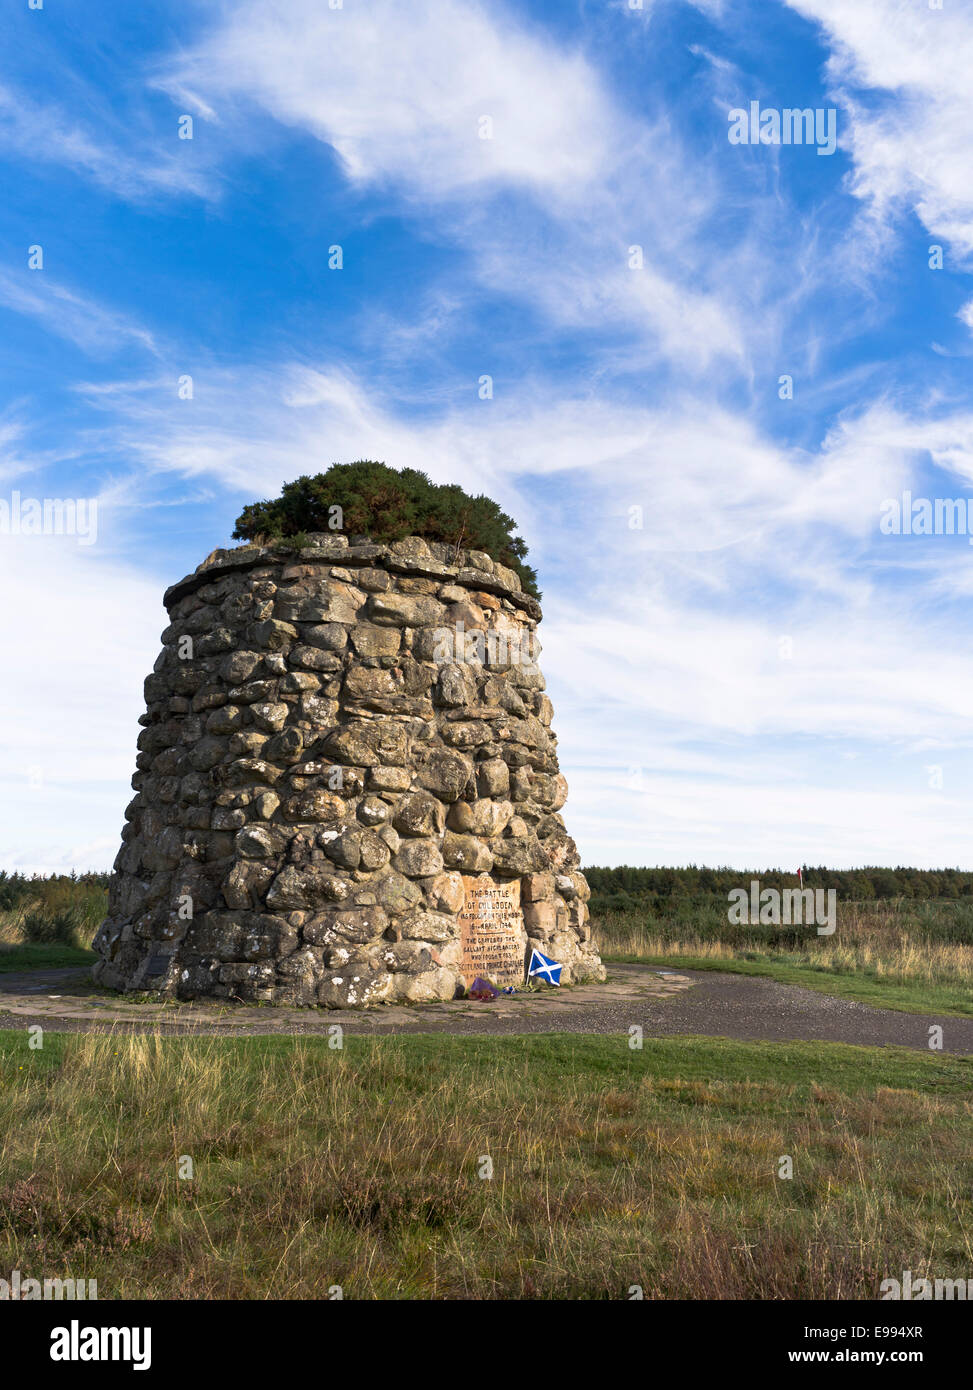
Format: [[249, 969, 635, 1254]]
[[638, 969, 973, 1053], [0, 963, 971, 1052]]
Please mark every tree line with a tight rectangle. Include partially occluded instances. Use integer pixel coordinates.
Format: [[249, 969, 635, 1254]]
[[0, 870, 110, 912], [584, 864, 973, 910]]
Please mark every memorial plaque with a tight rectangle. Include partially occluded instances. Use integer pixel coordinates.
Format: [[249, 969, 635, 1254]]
[[459, 876, 526, 988]]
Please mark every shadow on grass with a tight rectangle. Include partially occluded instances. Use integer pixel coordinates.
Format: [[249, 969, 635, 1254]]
[[0, 944, 96, 974]]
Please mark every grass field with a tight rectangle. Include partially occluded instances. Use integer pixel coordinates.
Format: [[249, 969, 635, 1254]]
[[593, 899, 973, 1017], [0, 943, 96, 973], [1, 1028, 971, 1299]]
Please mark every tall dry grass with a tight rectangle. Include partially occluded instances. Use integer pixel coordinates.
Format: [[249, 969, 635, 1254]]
[[594, 899, 973, 998], [0, 878, 106, 952]]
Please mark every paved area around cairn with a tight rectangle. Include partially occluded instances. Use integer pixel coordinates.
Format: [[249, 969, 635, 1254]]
[[0, 962, 690, 1037], [1, 963, 971, 1051]]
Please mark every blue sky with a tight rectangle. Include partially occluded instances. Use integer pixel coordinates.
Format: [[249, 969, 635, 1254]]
[[3, 0, 973, 873]]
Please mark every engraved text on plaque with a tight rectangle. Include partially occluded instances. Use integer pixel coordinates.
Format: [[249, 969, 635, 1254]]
[[458, 876, 526, 987]]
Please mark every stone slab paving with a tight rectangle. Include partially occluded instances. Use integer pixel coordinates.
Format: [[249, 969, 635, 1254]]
[[0, 963, 692, 1037], [2, 965, 971, 1051]]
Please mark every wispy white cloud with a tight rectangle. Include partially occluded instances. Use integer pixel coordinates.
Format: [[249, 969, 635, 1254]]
[[0, 81, 211, 202], [783, 0, 973, 259], [158, 0, 764, 375], [75, 359, 973, 558], [62, 360, 973, 844], [0, 535, 161, 874], [161, 0, 618, 202], [0, 267, 160, 357], [567, 761, 973, 871]]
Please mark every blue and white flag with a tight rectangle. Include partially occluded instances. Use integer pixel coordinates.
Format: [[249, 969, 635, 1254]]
[[527, 948, 562, 986]]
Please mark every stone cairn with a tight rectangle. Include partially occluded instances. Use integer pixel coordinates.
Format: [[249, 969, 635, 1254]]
[[93, 533, 604, 1006]]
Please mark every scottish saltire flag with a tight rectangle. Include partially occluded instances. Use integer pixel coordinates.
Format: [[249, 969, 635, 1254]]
[[528, 949, 562, 986]]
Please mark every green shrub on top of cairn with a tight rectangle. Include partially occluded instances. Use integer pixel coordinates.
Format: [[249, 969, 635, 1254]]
[[231, 461, 541, 599]]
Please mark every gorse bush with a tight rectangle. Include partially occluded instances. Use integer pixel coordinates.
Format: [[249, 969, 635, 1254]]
[[20, 905, 88, 948], [232, 461, 540, 598], [0, 873, 107, 952]]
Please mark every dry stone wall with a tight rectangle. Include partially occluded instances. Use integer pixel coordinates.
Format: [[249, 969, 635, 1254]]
[[93, 533, 604, 1006]]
